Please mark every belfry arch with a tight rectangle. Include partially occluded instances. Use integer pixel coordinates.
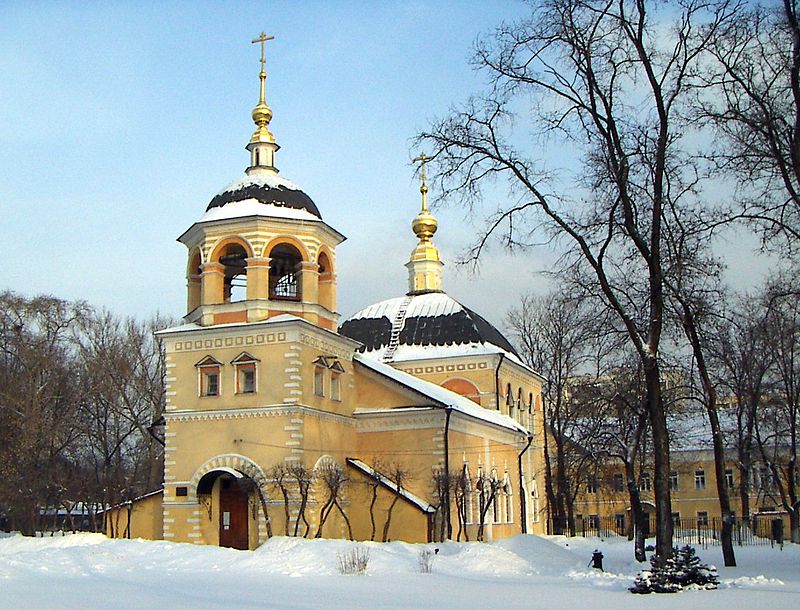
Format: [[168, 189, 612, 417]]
[[186, 248, 202, 312], [268, 242, 304, 301], [317, 249, 335, 312]]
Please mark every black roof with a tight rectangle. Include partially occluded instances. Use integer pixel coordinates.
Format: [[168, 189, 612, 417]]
[[339, 297, 520, 358], [207, 181, 322, 219]]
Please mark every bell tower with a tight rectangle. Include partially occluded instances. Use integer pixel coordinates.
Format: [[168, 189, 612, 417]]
[[178, 33, 345, 331]]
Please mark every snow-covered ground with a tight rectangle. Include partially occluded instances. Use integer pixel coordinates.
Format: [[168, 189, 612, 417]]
[[0, 532, 797, 609]]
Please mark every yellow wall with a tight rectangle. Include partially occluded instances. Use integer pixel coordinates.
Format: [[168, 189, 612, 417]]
[[106, 492, 163, 540]]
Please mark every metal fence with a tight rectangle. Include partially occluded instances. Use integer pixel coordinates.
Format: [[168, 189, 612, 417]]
[[548, 515, 785, 547]]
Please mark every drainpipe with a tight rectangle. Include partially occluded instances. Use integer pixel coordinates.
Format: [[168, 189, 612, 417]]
[[444, 406, 453, 540], [494, 354, 506, 411], [518, 434, 533, 534]]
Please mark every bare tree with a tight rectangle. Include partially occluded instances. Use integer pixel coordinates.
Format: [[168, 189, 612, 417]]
[[380, 463, 410, 542], [418, 1, 739, 563], [314, 461, 353, 540], [288, 463, 313, 538], [270, 464, 294, 536], [758, 279, 800, 542], [711, 297, 773, 522], [0, 292, 88, 534], [700, 0, 800, 250], [573, 366, 651, 561], [475, 467, 501, 543], [507, 290, 600, 534]]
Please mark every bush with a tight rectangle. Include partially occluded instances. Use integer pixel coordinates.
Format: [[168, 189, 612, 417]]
[[337, 546, 370, 575], [418, 548, 436, 574], [630, 545, 718, 594]]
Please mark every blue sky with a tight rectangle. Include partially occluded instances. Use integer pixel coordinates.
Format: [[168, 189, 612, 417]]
[[0, 1, 773, 329], [1, 0, 553, 327]]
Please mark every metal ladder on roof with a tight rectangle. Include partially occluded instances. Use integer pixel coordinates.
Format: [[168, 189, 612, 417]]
[[382, 295, 413, 362]]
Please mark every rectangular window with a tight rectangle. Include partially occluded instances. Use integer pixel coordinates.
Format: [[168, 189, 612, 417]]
[[725, 469, 735, 489], [613, 473, 625, 492], [588, 514, 600, 531], [331, 372, 341, 401], [672, 512, 681, 527], [587, 476, 598, 494], [639, 472, 651, 491], [202, 369, 219, 396], [695, 469, 706, 490], [615, 513, 626, 533], [697, 511, 708, 526], [314, 367, 325, 397], [669, 470, 679, 491], [237, 364, 255, 394]]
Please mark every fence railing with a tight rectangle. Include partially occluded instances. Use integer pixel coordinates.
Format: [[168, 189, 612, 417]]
[[548, 515, 785, 547]]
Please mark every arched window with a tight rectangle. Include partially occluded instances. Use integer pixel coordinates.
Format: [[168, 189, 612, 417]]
[[503, 472, 513, 524], [516, 388, 523, 421], [505, 383, 514, 417], [269, 244, 303, 301]]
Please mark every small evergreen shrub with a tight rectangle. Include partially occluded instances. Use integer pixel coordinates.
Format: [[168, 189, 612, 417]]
[[336, 546, 370, 575], [630, 545, 718, 594]]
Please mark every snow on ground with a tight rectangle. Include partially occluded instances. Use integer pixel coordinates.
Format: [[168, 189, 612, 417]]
[[0, 532, 797, 609]]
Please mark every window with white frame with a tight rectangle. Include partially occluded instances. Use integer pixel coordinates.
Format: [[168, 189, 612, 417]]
[[725, 469, 735, 489], [196, 356, 222, 397], [695, 469, 706, 490], [231, 352, 258, 394], [314, 367, 324, 397], [329, 360, 344, 401]]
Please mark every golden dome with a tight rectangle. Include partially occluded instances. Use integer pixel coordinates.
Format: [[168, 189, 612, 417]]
[[412, 207, 438, 241]]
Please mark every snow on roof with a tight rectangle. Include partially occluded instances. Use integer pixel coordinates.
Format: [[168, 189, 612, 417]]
[[341, 292, 530, 369], [354, 354, 529, 435], [346, 458, 435, 513], [350, 292, 462, 320], [156, 313, 306, 336], [216, 172, 303, 195], [198, 198, 321, 223]]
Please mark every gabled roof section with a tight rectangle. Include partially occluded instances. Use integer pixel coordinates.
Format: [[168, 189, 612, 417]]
[[231, 352, 260, 364], [353, 354, 529, 435], [195, 355, 222, 367], [346, 459, 435, 514]]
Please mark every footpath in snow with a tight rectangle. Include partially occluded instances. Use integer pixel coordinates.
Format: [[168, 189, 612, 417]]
[[0, 532, 797, 609]]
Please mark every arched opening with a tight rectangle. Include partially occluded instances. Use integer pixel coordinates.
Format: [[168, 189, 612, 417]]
[[317, 250, 335, 311], [196, 469, 250, 550], [442, 378, 481, 404], [505, 383, 514, 417], [187, 249, 202, 312], [269, 243, 303, 301], [216, 242, 249, 303]]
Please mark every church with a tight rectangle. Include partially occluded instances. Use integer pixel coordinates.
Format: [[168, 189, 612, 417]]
[[110, 35, 548, 547]]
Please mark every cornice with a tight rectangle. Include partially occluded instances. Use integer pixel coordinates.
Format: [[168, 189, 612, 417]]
[[165, 404, 355, 426]]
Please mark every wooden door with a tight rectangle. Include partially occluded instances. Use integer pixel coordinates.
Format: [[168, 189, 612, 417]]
[[219, 477, 249, 550]]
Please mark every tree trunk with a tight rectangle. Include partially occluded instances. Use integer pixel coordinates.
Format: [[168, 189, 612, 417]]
[[625, 461, 647, 563], [680, 304, 736, 566], [644, 359, 674, 566]]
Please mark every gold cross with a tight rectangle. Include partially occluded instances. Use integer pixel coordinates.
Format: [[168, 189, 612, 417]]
[[413, 153, 429, 185], [251, 32, 275, 70]]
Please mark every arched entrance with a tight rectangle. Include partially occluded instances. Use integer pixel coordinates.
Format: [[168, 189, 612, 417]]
[[196, 469, 250, 550]]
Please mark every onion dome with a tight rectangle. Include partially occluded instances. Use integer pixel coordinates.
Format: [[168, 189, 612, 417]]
[[339, 292, 522, 364]]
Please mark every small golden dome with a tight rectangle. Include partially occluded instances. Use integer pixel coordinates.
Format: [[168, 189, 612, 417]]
[[412, 209, 438, 241], [252, 100, 272, 126]]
